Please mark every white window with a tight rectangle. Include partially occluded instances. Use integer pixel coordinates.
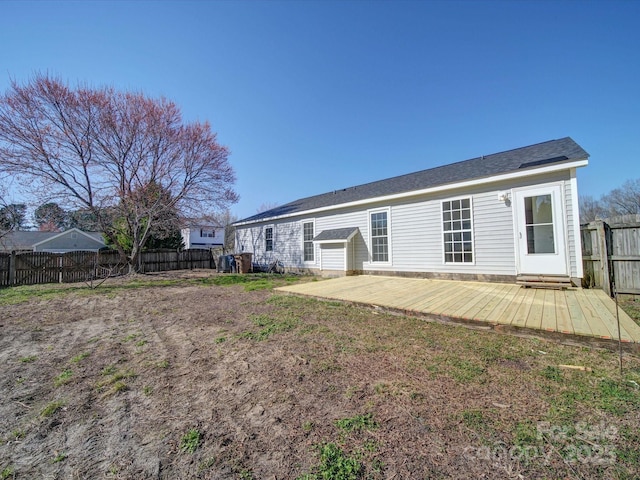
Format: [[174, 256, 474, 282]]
[[303, 221, 314, 262], [200, 229, 215, 238], [442, 198, 473, 263], [265, 227, 273, 252], [370, 209, 389, 263]]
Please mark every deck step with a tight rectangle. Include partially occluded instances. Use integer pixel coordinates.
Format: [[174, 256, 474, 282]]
[[517, 275, 572, 290]]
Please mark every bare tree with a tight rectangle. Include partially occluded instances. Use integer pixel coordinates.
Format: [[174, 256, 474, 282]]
[[0, 74, 238, 272], [602, 178, 640, 217], [0, 182, 11, 239], [578, 195, 605, 223], [214, 209, 239, 251]]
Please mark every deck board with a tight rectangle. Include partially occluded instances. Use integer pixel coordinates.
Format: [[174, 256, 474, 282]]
[[480, 286, 520, 323], [510, 288, 535, 327], [453, 283, 502, 320], [277, 276, 640, 344], [553, 290, 574, 335], [541, 289, 557, 332], [564, 290, 592, 337], [573, 289, 614, 339], [525, 289, 546, 330]]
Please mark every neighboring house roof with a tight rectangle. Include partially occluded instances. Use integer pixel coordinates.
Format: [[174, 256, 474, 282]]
[[0, 231, 59, 251], [235, 137, 589, 226], [0, 229, 105, 251], [313, 227, 359, 243]]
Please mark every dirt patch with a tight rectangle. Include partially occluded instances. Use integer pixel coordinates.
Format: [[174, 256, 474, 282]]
[[1, 272, 639, 479]]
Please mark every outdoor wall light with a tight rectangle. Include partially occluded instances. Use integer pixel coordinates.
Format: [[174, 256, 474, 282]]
[[498, 191, 511, 202]]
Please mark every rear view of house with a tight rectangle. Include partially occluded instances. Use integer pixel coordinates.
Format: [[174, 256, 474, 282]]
[[233, 137, 589, 285]]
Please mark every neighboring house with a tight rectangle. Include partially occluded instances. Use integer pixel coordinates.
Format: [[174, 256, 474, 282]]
[[233, 137, 589, 284], [0, 228, 106, 253], [180, 225, 225, 249]]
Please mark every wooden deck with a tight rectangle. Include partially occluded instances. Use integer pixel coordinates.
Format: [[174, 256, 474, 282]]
[[276, 276, 640, 344]]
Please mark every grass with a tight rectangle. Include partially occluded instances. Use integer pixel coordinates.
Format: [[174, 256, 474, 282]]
[[197, 274, 299, 291], [335, 413, 378, 433], [4, 275, 640, 478], [179, 429, 201, 454], [1, 467, 14, 480], [20, 355, 37, 363], [240, 313, 299, 341], [52, 452, 67, 463], [599, 378, 640, 415], [101, 365, 118, 376], [297, 443, 362, 480], [0, 273, 302, 306], [71, 352, 90, 363], [41, 399, 65, 417], [54, 369, 73, 387], [97, 368, 136, 395]]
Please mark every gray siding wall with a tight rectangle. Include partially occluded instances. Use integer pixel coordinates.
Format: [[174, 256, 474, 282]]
[[235, 169, 580, 278]]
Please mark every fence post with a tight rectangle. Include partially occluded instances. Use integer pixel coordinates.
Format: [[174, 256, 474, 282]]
[[9, 250, 16, 286], [595, 220, 612, 296]]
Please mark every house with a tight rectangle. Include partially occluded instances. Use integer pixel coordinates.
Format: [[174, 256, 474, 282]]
[[233, 137, 589, 284], [0, 228, 106, 253], [180, 224, 225, 249]]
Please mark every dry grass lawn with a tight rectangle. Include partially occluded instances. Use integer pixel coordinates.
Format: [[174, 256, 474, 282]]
[[1, 271, 639, 479]]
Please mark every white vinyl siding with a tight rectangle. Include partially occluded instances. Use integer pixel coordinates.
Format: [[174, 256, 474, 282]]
[[566, 173, 580, 278]]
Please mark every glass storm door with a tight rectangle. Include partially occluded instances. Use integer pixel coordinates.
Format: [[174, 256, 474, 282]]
[[514, 185, 567, 275]]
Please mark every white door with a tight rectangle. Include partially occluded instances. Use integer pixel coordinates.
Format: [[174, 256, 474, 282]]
[[514, 185, 568, 276]]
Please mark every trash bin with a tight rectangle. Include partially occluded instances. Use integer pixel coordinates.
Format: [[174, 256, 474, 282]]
[[233, 253, 253, 274], [217, 255, 236, 273]]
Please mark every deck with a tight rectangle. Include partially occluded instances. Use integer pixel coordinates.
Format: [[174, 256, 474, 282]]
[[276, 276, 640, 345]]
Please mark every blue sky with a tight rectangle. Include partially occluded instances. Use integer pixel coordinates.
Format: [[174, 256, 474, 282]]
[[1, 1, 638, 220]]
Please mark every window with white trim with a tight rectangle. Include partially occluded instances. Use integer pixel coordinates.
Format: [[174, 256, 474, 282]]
[[303, 222, 314, 262], [200, 229, 215, 238], [442, 198, 473, 263], [265, 227, 273, 252], [370, 211, 389, 262]]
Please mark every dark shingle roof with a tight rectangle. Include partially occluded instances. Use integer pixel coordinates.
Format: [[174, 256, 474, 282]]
[[313, 227, 359, 242], [236, 137, 588, 225]]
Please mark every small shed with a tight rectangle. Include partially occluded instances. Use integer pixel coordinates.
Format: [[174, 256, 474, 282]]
[[313, 227, 359, 275]]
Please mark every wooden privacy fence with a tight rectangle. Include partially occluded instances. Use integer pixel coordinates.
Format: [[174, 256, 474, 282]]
[[581, 216, 640, 296], [0, 249, 215, 287]]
